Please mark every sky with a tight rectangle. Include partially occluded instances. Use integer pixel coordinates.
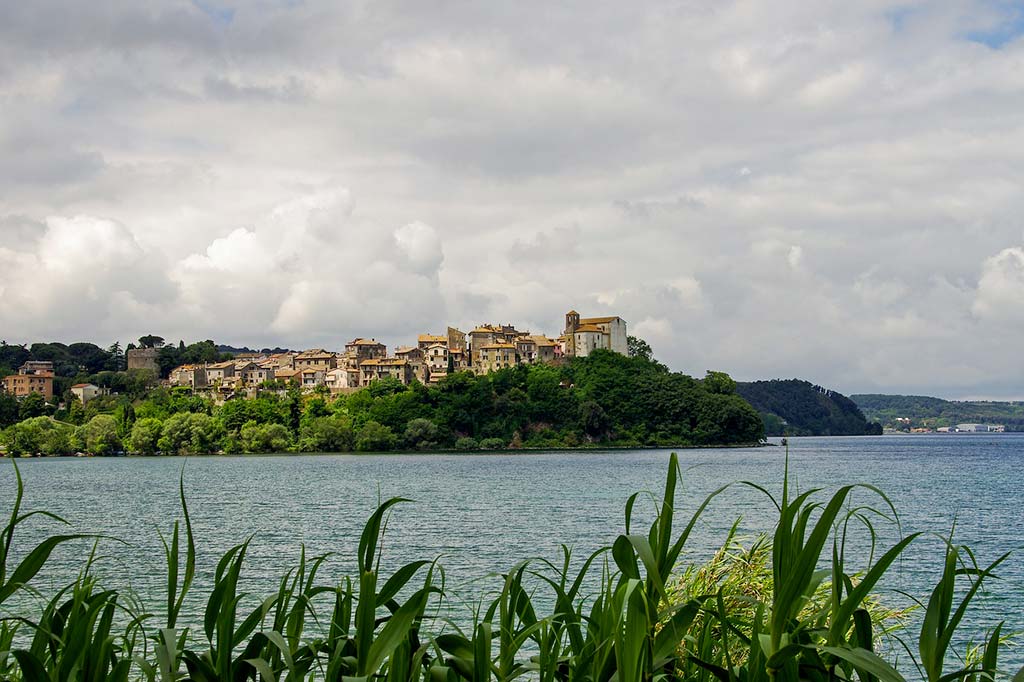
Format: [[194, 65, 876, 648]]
[[1, 1, 1023, 400]]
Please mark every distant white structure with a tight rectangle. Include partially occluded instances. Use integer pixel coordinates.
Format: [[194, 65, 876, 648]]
[[955, 423, 1005, 433]]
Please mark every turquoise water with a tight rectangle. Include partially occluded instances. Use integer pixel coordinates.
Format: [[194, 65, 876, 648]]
[[1, 434, 1022, 666]]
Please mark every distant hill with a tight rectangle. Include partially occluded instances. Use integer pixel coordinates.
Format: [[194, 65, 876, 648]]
[[737, 379, 882, 436], [851, 394, 1024, 432], [217, 344, 295, 356]]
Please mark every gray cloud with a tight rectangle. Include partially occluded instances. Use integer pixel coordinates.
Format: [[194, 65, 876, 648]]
[[1, 1, 1023, 398]]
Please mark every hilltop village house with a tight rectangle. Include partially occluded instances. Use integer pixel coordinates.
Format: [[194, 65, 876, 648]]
[[2, 361, 55, 400], [155, 311, 626, 400]]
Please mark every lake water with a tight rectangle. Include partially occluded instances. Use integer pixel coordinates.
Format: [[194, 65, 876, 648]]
[[1, 434, 1022, 667]]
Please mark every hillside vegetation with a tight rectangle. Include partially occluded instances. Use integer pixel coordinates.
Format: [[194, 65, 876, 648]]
[[852, 393, 1024, 431], [1, 350, 764, 454], [737, 379, 882, 436]]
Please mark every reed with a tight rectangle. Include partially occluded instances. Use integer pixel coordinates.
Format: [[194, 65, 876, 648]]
[[0, 453, 1018, 682]]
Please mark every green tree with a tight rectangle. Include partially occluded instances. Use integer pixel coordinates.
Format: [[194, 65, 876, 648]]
[[137, 335, 165, 348], [703, 370, 737, 395], [115, 402, 136, 437], [579, 400, 610, 438], [0, 393, 19, 428], [127, 417, 163, 455], [106, 341, 125, 371], [627, 335, 653, 361], [77, 414, 122, 455], [404, 418, 439, 449], [239, 421, 292, 453], [355, 420, 397, 451], [18, 393, 49, 420], [158, 412, 224, 454], [1, 417, 77, 455], [298, 414, 355, 452], [66, 399, 86, 426]]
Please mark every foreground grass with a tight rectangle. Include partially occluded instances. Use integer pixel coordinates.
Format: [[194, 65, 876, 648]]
[[0, 453, 1018, 682]]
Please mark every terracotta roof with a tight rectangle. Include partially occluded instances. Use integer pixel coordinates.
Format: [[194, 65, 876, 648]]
[[574, 324, 608, 333], [567, 309, 579, 315], [418, 334, 447, 343], [208, 361, 236, 369], [359, 359, 381, 366], [348, 338, 384, 346], [395, 346, 421, 355], [580, 316, 622, 324], [275, 368, 300, 377], [71, 383, 95, 389], [471, 326, 497, 334], [480, 343, 517, 350]]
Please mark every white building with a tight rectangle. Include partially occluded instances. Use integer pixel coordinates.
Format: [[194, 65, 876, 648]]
[[562, 311, 628, 357], [70, 383, 104, 404]]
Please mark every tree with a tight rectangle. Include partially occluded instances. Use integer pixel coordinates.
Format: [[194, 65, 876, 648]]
[[0, 417, 76, 455], [703, 370, 737, 395], [240, 421, 292, 453], [355, 420, 396, 451], [107, 341, 125, 371], [19, 393, 49, 420], [158, 412, 224, 454], [298, 414, 355, 452], [127, 418, 163, 455], [137, 335, 165, 349], [627, 335, 653, 361], [0, 393, 19, 429], [404, 418, 439, 449], [579, 400, 610, 437], [77, 415, 122, 455]]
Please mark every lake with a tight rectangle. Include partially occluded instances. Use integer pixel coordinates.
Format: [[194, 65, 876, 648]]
[[1, 434, 1022, 666]]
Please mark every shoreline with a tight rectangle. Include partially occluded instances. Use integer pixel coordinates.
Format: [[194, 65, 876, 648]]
[[4, 440, 769, 458]]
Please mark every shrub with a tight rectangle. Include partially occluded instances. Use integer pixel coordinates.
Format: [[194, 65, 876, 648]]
[[454, 436, 479, 450], [479, 436, 506, 450]]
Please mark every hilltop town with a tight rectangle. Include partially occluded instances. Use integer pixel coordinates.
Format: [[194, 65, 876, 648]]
[[2, 311, 628, 404]]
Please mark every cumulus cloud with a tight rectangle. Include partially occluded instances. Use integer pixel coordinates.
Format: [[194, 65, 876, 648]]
[[0, 215, 176, 340], [172, 187, 448, 348], [2, 1, 1024, 396], [973, 246, 1024, 322]]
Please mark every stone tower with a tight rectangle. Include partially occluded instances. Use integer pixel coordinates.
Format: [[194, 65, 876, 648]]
[[564, 310, 580, 357]]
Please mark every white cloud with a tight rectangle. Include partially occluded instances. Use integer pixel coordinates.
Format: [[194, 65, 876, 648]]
[[3, 1, 1024, 396], [973, 246, 1024, 322]]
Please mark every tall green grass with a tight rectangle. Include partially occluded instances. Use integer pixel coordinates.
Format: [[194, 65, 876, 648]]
[[0, 453, 1019, 682]]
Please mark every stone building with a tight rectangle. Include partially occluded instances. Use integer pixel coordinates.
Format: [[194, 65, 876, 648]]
[[126, 347, 160, 372], [562, 311, 628, 357]]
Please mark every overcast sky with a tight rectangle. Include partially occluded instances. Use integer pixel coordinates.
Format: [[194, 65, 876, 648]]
[[1, 1, 1023, 399]]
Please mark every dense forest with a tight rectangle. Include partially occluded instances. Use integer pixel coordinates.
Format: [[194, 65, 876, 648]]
[[1, 349, 764, 454], [852, 393, 1024, 431], [736, 379, 882, 436]]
